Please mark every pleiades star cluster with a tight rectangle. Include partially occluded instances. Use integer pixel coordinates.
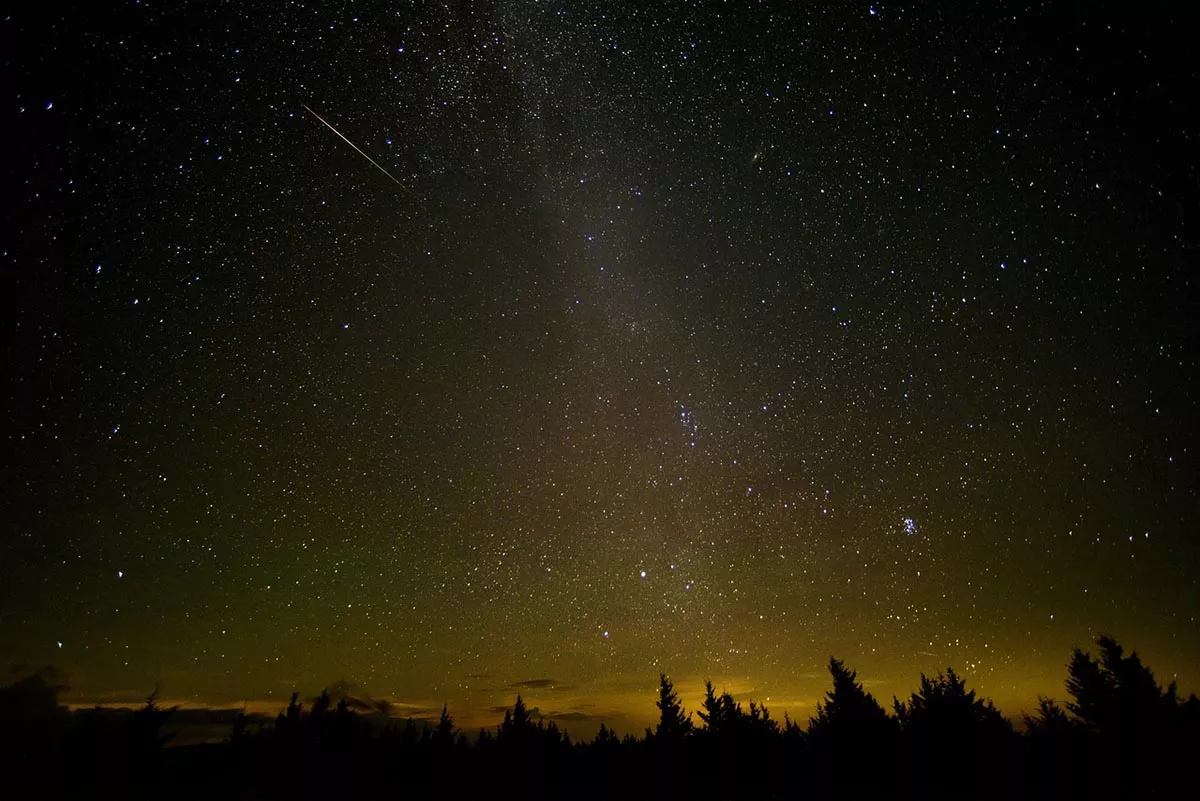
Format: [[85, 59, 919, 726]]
[[3, 2, 1196, 733]]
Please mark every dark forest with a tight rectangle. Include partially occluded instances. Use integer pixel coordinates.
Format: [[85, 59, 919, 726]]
[[3, 635, 1196, 799]]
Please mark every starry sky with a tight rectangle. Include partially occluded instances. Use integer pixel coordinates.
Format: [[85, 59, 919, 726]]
[[4, 2, 1198, 734]]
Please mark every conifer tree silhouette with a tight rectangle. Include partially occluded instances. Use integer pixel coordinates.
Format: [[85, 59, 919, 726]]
[[9, 645, 1198, 797], [894, 667, 1010, 741], [652, 673, 693, 742], [1021, 695, 1085, 795], [697, 680, 721, 732], [1023, 696, 1073, 737], [782, 712, 805, 745], [807, 657, 895, 787], [593, 722, 619, 747], [498, 694, 533, 745], [1063, 634, 1196, 795], [285, 692, 302, 727], [894, 667, 1011, 791], [311, 689, 332, 723], [809, 657, 893, 740], [1066, 634, 1169, 736], [697, 680, 743, 738], [122, 687, 177, 785], [512, 694, 530, 730], [433, 704, 455, 747]]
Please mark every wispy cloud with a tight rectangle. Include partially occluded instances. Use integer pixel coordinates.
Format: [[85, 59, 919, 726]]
[[508, 678, 575, 691], [546, 710, 603, 723]]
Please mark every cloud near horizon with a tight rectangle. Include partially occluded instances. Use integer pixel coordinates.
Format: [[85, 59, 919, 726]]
[[507, 678, 575, 691]]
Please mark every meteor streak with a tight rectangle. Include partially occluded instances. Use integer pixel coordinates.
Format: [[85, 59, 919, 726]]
[[302, 103, 413, 195]]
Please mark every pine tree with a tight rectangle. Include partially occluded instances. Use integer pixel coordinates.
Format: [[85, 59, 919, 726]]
[[809, 657, 893, 741], [311, 689, 332, 725], [512, 694, 530, 731], [433, 704, 455, 746], [653, 673, 693, 742], [697, 681, 723, 734], [782, 712, 805, 746], [499, 695, 532, 744], [285, 692, 302, 726], [805, 656, 895, 787], [123, 687, 177, 781], [1065, 646, 1114, 730], [894, 667, 1009, 737], [593, 722, 619, 747], [696, 680, 758, 740], [893, 667, 1011, 790], [1066, 634, 1172, 736], [1024, 696, 1073, 736], [747, 700, 779, 736]]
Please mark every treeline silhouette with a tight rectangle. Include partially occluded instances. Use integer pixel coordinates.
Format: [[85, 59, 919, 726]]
[[2, 635, 1197, 799]]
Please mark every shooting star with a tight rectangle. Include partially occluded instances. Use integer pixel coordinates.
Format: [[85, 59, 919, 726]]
[[302, 104, 414, 196]]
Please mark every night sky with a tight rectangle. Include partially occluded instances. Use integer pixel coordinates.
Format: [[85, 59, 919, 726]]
[[4, 2, 1198, 734]]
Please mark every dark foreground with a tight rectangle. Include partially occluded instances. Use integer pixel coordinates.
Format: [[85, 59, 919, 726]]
[[2, 635, 1196, 799]]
